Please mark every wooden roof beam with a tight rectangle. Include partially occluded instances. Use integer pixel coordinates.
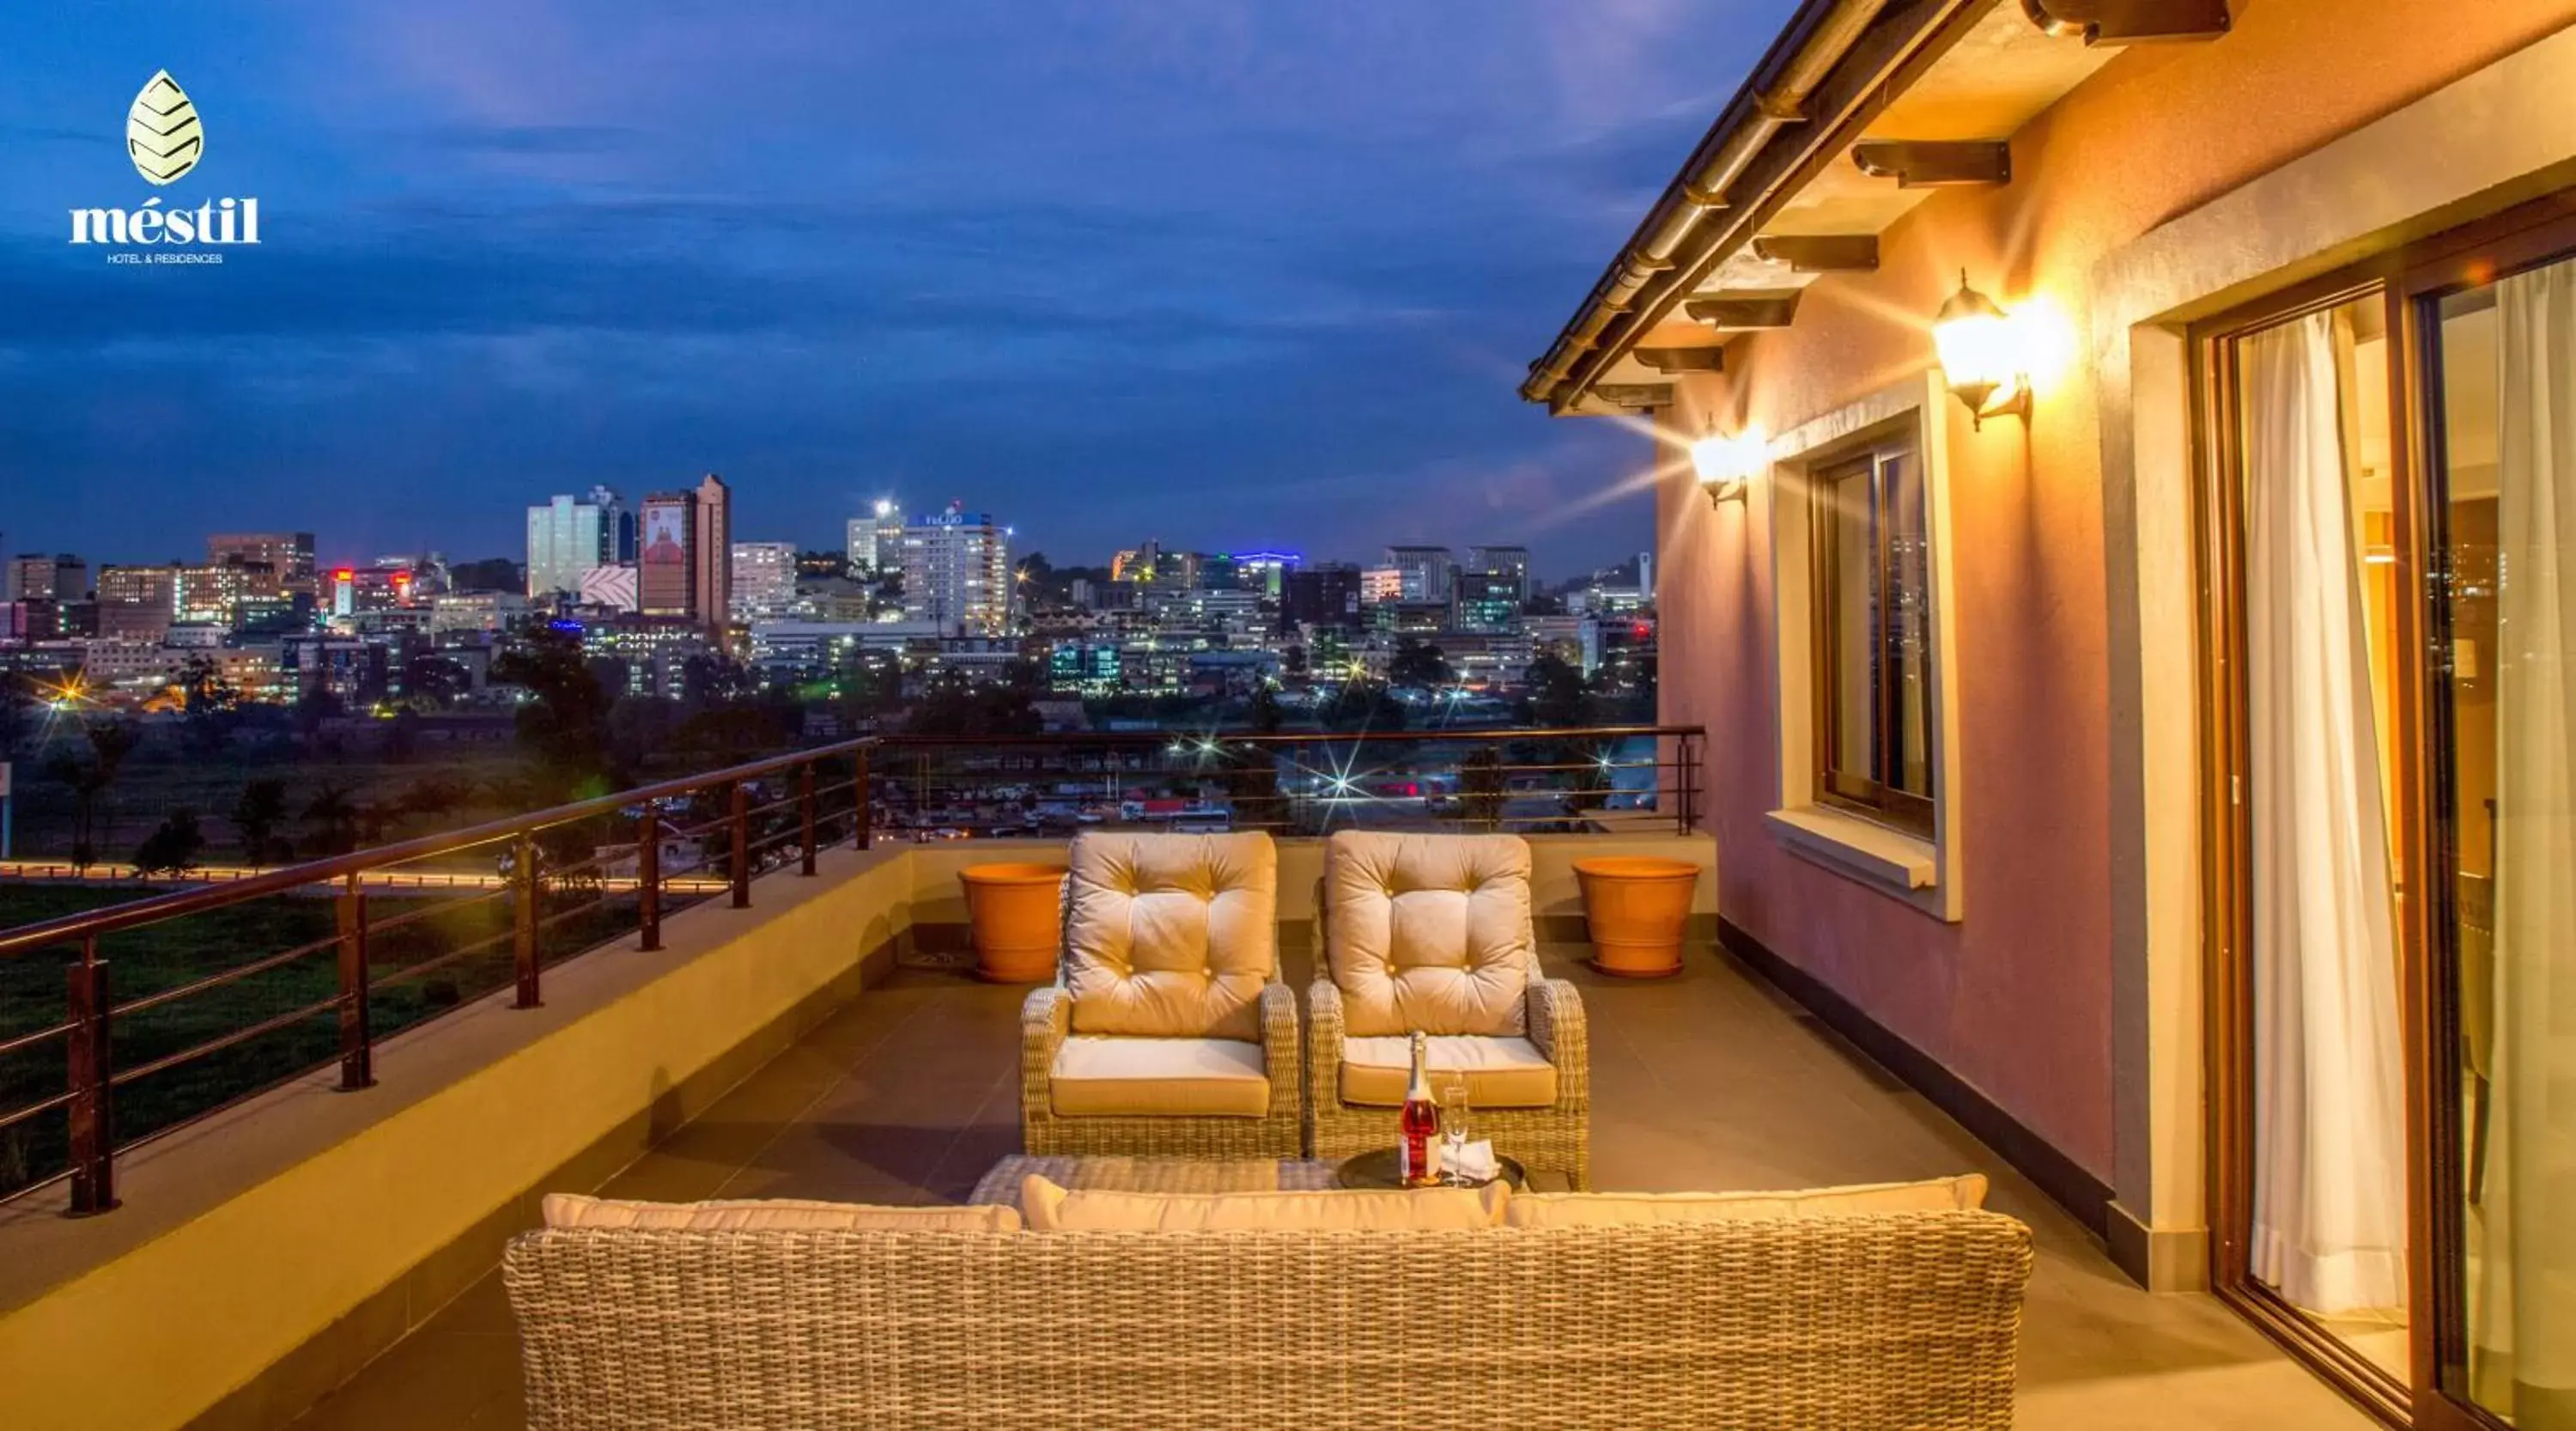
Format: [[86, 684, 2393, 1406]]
[[1850, 139, 2010, 189], [1632, 347, 1725, 374], [1686, 291, 1802, 330], [2021, 0, 2230, 45], [1751, 234, 1878, 273]]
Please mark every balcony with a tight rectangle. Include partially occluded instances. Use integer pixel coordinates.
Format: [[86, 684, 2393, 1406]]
[[0, 734, 2372, 1431]]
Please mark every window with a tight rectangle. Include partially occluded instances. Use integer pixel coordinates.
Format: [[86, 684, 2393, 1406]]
[[1810, 441, 1934, 836]]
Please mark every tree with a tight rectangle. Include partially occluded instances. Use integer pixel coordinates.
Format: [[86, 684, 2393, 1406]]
[[132, 808, 206, 875], [490, 626, 615, 793], [355, 800, 399, 847], [1388, 637, 1453, 690], [0, 672, 33, 756], [447, 557, 522, 593], [177, 655, 241, 756], [905, 668, 1041, 739], [679, 653, 755, 709], [1319, 680, 1405, 733], [301, 782, 361, 856], [401, 653, 471, 710], [230, 778, 294, 866], [42, 718, 140, 870], [398, 773, 472, 825], [294, 670, 346, 749], [1523, 652, 1590, 729], [1245, 683, 1285, 735]]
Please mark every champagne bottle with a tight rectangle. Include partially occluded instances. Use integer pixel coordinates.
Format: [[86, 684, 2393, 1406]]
[[1399, 1031, 1438, 1188]]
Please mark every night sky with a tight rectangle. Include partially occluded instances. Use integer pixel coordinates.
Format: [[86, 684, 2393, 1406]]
[[0, 2, 1791, 580]]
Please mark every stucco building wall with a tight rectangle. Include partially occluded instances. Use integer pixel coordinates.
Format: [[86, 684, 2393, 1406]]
[[1655, 0, 2576, 1185]]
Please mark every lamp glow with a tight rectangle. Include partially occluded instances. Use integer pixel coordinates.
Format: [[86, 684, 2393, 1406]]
[[1933, 271, 2029, 429], [1691, 428, 1763, 506]]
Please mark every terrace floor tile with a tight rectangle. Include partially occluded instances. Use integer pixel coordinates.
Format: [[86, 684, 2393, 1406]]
[[289, 952, 2377, 1431]]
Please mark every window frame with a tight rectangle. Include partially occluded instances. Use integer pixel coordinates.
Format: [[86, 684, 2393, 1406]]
[[1750, 368, 1962, 922], [1808, 440, 1936, 838]]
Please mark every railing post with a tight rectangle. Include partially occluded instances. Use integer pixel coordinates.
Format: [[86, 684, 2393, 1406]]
[[730, 781, 751, 909], [1681, 734, 1702, 835], [856, 748, 872, 851], [637, 807, 662, 953], [799, 760, 817, 877], [335, 875, 374, 1091], [513, 831, 541, 1009], [64, 942, 116, 1216]]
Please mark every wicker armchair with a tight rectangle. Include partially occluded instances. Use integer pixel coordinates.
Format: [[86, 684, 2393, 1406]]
[[1020, 831, 1303, 1159], [1306, 831, 1590, 1187]]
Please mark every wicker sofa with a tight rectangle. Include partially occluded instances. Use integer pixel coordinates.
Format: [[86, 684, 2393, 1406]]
[[507, 1211, 2034, 1429]]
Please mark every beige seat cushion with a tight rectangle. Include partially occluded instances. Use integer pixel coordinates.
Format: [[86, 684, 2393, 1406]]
[[1340, 1034, 1558, 1108], [1503, 1174, 1990, 1228], [1065, 831, 1278, 1038], [1327, 831, 1534, 1037], [542, 1193, 1022, 1233], [1020, 1174, 1508, 1232], [1050, 1035, 1271, 1117]]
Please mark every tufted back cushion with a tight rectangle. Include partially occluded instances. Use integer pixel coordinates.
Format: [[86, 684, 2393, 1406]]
[[1326, 831, 1533, 1038], [1063, 831, 1277, 1039]]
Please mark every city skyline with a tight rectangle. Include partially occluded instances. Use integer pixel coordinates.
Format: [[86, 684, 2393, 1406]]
[[2, 494, 1639, 590], [0, 3, 1789, 577]]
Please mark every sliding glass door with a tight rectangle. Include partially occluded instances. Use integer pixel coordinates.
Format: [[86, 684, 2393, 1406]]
[[2200, 196, 2576, 1429], [2203, 288, 2416, 1418], [2424, 246, 2576, 1431]]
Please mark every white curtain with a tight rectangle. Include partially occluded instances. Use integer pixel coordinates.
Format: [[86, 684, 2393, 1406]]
[[2243, 310, 2411, 1316], [2478, 257, 2576, 1427]]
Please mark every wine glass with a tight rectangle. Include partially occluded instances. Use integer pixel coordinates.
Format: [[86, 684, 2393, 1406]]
[[1436, 1077, 1473, 1182]]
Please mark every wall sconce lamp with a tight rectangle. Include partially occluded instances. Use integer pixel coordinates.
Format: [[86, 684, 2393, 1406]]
[[1691, 428, 1765, 507], [1933, 271, 2030, 429]]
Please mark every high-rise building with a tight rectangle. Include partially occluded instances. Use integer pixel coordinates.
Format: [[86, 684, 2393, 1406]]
[[872, 500, 904, 580], [1452, 571, 1523, 634], [1281, 563, 1361, 631], [845, 516, 873, 577], [95, 563, 179, 641], [176, 563, 253, 625], [729, 542, 797, 619], [1467, 545, 1531, 604], [1385, 545, 1455, 605], [848, 499, 904, 580], [526, 489, 629, 599], [638, 491, 696, 618], [207, 533, 316, 600], [1230, 551, 1300, 597], [1358, 565, 1405, 606], [693, 474, 732, 630], [636, 475, 732, 630], [9, 552, 88, 602], [901, 502, 1012, 636]]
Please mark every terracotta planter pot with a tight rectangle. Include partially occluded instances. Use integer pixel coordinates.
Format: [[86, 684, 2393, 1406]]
[[958, 862, 1067, 983], [1572, 856, 1701, 978]]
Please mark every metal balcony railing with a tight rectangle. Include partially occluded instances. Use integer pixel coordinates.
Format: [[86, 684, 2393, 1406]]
[[0, 738, 877, 1215], [871, 724, 1704, 841], [0, 722, 1703, 1215]]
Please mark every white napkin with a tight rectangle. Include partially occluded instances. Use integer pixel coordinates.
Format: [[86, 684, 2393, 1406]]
[[1444, 1139, 1498, 1183]]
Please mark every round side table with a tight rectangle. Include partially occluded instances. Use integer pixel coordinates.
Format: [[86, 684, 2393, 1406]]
[[1333, 1148, 1527, 1191]]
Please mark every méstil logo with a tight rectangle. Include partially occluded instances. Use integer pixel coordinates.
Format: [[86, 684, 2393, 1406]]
[[69, 70, 262, 262]]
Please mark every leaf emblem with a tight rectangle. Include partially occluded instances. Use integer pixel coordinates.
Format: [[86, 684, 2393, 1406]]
[[126, 70, 204, 186]]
